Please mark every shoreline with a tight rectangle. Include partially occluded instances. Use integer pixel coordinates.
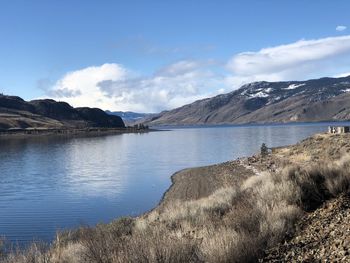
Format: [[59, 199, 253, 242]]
[[0, 127, 159, 139], [147, 157, 269, 218]]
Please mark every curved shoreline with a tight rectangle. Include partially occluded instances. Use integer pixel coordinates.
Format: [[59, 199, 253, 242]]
[[147, 158, 265, 217]]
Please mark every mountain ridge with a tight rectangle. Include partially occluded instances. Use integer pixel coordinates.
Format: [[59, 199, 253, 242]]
[[142, 75, 350, 126], [0, 95, 125, 129]]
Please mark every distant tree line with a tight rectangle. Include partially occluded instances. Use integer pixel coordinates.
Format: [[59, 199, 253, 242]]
[[131, 123, 149, 130]]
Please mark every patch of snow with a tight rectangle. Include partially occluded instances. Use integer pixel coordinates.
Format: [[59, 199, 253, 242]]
[[284, 83, 305, 90], [265, 87, 273, 93], [341, 88, 350, 93], [240, 90, 247, 96], [248, 91, 269, 98], [266, 96, 281, 105]]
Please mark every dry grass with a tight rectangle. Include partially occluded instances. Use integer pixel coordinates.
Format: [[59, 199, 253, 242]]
[[0, 241, 52, 263], [3, 153, 350, 263]]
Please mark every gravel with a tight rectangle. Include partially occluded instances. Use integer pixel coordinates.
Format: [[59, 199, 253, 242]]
[[261, 194, 350, 262]]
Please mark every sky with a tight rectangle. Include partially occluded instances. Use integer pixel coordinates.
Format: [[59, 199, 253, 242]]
[[1, 0, 350, 112]]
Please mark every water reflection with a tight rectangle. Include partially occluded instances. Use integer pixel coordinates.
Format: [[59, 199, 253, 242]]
[[62, 136, 128, 199]]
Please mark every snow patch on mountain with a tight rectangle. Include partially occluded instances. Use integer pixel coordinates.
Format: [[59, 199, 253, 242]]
[[266, 96, 281, 105], [248, 91, 269, 98], [284, 83, 305, 90]]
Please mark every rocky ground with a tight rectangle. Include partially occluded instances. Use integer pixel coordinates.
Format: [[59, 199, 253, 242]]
[[272, 133, 350, 165], [262, 194, 350, 262], [160, 133, 350, 262], [258, 133, 350, 262]]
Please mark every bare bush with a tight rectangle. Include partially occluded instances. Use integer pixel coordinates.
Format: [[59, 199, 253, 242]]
[[122, 227, 200, 263], [1, 242, 52, 263], [78, 217, 134, 263], [199, 227, 238, 263]]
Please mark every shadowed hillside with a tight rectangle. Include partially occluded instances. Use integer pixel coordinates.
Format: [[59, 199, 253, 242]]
[[0, 94, 125, 129]]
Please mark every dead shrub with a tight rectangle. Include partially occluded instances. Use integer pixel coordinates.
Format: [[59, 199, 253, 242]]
[[0, 238, 4, 260], [199, 227, 238, 263], [1, 241, 52, 263], [121, 227, 201, 263], [285, 166, 326, 210]]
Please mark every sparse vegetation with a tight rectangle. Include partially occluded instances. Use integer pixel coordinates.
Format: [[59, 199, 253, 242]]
[[2, 134, 350, 263]]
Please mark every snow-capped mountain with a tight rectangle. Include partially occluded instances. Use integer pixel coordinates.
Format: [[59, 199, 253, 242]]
[[142, 75, 350, 125]]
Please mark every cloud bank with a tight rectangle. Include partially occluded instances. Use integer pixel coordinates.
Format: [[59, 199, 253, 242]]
[[226, 35, 350, 87], [46, 35, 350, 112], [48, 61, 223, 112]]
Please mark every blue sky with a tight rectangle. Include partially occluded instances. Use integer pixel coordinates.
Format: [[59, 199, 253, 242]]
[[1, 0, 350, 112]]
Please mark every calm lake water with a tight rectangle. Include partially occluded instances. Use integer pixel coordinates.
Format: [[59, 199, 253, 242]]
[[0, 122, 348, 244]]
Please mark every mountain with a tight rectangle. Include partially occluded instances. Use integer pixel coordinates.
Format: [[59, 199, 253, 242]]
[[105, 111, 154, 124], [0, 95, 125, 129], [143, 75, 350, 126]]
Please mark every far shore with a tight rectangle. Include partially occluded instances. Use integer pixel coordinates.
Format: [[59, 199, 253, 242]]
[[0, 127, 159, 139]]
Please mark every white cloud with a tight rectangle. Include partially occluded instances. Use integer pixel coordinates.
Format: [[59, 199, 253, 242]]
[[336, 25, 347, 32], [226, 35, 350, 88], [48, 63, 128, 110], [47, 35, 350, 112], [47, 61, 224, 112], [97, 60, 223, 112]]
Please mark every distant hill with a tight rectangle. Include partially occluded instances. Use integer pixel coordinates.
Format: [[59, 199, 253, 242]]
[[0, 95, 125, 129], [143, 75, 350, 126], [106, 111, 155, 125]]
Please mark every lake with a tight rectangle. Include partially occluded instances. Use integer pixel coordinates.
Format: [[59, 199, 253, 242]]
[[0, 122, 347, 244]]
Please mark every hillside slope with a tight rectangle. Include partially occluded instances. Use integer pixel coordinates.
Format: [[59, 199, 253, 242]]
[[145, 75, 350, 125], [0, 95, 125, 129]]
